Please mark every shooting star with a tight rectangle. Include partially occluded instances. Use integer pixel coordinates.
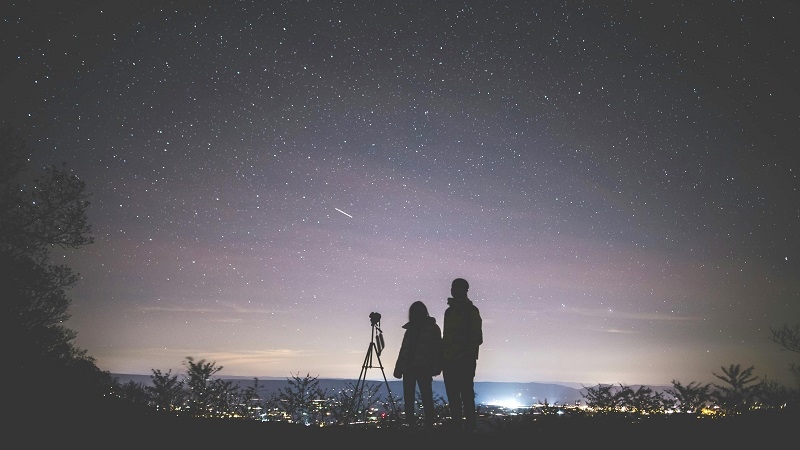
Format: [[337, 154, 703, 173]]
[[335, 207, 353, 218]]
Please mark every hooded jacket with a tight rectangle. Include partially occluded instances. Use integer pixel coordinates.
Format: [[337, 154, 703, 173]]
[[393, 316, 443, 378]]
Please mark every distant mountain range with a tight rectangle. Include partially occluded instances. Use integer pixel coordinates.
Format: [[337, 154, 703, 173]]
[[111, 373, 657, 406]]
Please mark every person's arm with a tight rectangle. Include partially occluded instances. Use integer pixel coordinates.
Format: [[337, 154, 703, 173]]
[[471, 308, 483, 358], [394, 332, 408, 378], [431, 324, 443, 376]]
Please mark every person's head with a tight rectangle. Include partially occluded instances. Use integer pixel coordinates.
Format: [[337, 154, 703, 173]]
[[409, 300, 429, 322], [451, 278, 469, 299]]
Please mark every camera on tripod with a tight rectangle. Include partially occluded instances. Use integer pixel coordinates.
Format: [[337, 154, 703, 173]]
[[369, 311, 381, 326], [347, 310, 398, 423], [368, 312, 385, 355]]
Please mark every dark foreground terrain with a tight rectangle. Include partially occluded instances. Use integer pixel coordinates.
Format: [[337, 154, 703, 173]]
[[15, 397, 797, 449]]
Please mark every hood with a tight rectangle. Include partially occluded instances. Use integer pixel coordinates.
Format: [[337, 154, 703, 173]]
[[402, 315, 437, 329]]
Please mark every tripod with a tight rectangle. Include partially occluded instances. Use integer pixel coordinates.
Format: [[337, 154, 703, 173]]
[[347, 312, 398, 425]]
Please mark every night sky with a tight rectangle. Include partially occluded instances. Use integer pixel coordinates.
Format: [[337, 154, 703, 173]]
[[3, 1, 799, 387]]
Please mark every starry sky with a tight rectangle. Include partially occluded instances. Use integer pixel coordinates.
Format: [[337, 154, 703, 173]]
[[3, 1, 799, 387]]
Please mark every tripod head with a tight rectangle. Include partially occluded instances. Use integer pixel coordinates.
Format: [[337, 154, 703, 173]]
[[369, 311, 381, 327], [369, 312, 385, 355]]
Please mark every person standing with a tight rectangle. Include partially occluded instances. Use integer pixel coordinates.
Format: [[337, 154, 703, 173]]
[[442, 277, 482, 431], [393, 301, 443, 429]]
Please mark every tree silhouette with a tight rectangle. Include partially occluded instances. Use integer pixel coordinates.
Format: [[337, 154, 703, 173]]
[[757, 377, 790, 410], [770, 323, 800, 388], [581, 384, 622, 414], [341, 380, 390, 425], [1, 125, 111, 415], [183, 356, 233, 418], [329, 381, 355, 424], [616, 384, 666, 415], [232, 378, 266, 420], [771, 323, 800, 353], [116, 379, 150, 408], [665, 380, 712, 413], [276, 372, 327, 425], [149, 368, 187, 414], [712, 364, 759, 415]]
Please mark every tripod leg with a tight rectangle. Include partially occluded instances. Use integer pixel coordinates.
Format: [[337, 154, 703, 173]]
[[373, 349, 399, 420], [347, 343, 374, 424]]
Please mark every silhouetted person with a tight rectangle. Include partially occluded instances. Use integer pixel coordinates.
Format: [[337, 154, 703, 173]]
[[393, 300, 442, 429], [442, 277, 482, 432]]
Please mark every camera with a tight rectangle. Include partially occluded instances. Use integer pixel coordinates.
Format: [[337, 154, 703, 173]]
[[369, 311, 381, 326]]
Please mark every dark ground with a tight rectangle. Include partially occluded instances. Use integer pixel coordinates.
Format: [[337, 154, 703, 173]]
[[17, 397, 796, 449]]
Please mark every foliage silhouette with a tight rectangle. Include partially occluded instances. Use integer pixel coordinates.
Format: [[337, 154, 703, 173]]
[[332, 380, 383, 425], [183, 356, 239, 418], [665, 380, 712, 413], [770, 323, 800, 388], [712, 364, 759, 415], [275, 372, 328, 425], [1, 125, 112, 418], [149, 368, 187, 413]]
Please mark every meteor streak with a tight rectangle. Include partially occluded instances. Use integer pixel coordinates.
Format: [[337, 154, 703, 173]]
[[335, 207, 353, 218]]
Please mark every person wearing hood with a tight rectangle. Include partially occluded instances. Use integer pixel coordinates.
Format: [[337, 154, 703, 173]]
[[442, 277, 483, 432], [393, 300, 443, 429]]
